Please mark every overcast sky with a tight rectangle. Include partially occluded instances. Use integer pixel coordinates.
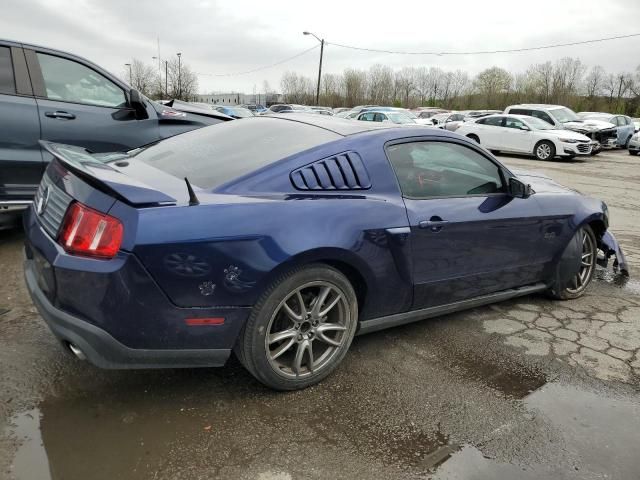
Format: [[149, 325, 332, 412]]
[[2, 0, 639, 94]]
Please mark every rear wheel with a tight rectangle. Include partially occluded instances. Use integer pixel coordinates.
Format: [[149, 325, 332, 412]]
[[534, 140, 555, 161], [548, 226, 597, 300], [467, 134, 480, 144], [236, 265, 358, 390], [629, 150, 639, 156]]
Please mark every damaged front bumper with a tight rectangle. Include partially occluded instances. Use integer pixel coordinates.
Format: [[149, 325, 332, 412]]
[[598, 230, 629, 276]]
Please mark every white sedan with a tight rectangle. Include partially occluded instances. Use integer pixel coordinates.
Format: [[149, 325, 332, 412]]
[[456, 114, 592, 160]]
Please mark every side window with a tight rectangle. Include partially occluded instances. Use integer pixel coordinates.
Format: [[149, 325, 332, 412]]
[[386, 141, 504, 199], [483, 116, 504, 127], [360, 112, 375, 122], [509, 108, 529, 116], [530, 110, 553, 125], [37, 53, 126, 107], [504, 117, 525, 129], [373, 113, 385, 122], [0, 46, 16, 94], [622, 116, 630, 126]]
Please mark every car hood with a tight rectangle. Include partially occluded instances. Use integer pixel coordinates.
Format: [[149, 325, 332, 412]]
[[545, 129, 591, 141], [562, 119, 615, 133], [510, 168, 580, 195], [154, 100, 234, 122]]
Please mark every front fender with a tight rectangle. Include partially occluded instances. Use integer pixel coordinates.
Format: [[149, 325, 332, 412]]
[[599, 230, 629, 276]]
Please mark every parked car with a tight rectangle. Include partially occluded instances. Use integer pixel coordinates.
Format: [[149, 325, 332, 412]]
[[457, 114, 592, 160], [463, 110, 502, 120], [577, 112, 635, 148], [430, 112, 466, 131], [0, 39, 231, 228], [357, 110, 417, 124], [335, 110, 355, 118], [632, 118, 640, 133], [333, 107, 351, 115], [310, 107, 334, 116], [628, 131, 640, 156], [504, 104, 617, 154], [213, 105, 255, 118], [241, 104, 268, 114], [358, 107, 432, 125], [24, 114, 626, 390], [265, 104, 312, 114]]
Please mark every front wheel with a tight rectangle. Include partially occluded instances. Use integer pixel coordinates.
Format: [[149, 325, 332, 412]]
[[629, 150, 638, 156], [236, 265, 358, 390], [534, 140, 555, 161], [548, 226, 597, 300]]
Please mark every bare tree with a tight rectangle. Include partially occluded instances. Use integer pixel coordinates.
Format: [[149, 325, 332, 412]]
[[125, 59, 158, 97], [395, 67, 417, 107], [342, 69, 368, 107], [473, 67, 512, 108], [165, 58, 198, 100], [368, 64, 394, 106]]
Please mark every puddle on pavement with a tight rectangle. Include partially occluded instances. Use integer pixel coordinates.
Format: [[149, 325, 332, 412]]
[[7, 409, 52, 480], [5, 367, 456, 479], [431, 382, 640, 479], [448, 353, 546, 399]]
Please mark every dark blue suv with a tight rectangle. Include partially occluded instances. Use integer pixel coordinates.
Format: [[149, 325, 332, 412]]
[[0, 39, 230, 227]]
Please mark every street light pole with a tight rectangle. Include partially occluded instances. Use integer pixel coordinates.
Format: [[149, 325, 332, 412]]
[[164, 60, 168, 99], [177, 52, 182, 99], [303, 32, 324, 106], [152, 56, 161, 98], [124, 63, 132, 85]]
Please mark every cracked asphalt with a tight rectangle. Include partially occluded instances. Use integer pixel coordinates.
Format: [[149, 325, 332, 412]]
[[1, 149, 639, 480]]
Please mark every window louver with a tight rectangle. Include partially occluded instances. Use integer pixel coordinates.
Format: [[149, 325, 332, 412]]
[[290, 152, 371, 191]]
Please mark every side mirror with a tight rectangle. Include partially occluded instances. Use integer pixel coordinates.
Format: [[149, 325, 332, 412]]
[[520, 125, 530, 131], [509, 177, 533, 199], [129, 89, 148, 119]]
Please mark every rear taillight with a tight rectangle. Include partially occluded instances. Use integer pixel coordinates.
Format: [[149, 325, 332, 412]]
[[58, 202, 123, 259]]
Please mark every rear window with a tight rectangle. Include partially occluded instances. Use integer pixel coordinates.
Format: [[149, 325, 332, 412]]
[[0, 46, 16, 94], [134, 118, 341, 189]]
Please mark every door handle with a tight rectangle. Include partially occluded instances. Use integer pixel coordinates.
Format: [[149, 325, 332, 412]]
[[419, 216, 449, 232], [45, 111, 76, 120]]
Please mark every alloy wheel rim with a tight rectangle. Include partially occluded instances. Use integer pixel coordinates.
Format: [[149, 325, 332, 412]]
[[265, 281, 351, 378], [537, 144, 551, 159], [566, 231, 595, 294]]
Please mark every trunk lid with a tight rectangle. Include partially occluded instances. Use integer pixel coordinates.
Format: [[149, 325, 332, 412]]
[[40, 141, 192, 207]]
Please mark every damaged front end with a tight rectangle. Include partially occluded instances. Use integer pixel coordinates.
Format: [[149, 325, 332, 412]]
[[598, 230, 629, 276], [564, 120, 617, 152]]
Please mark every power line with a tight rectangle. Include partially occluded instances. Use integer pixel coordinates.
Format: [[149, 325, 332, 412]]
[[197, 44, 319, 77], [327, 32, 640, 56]]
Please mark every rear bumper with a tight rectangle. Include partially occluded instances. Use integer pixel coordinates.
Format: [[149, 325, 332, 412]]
[[25, 258, 232, 369]]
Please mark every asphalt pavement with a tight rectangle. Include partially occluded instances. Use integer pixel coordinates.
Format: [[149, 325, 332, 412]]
[[0, 149, 639, 480]]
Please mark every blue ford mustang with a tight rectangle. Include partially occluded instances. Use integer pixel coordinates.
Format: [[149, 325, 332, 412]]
[[23, 114, 627, 390]]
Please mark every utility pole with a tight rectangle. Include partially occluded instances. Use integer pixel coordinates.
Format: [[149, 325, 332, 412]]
[[124, 63, 132, 85], [177, 52, 182, 99], [164, 60, 168, 99], [303, 32, 324, 106]]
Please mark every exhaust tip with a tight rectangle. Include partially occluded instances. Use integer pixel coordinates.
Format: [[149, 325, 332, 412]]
[[67, 342, 87, 361]]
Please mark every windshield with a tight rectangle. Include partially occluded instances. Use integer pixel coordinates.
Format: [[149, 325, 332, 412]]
[[388, 113, 415, 124], [525, 117, 554, 130], [550, 107, 579, 123]]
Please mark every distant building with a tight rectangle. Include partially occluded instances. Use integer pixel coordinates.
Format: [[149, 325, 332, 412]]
[[195, 92, 282, 106]]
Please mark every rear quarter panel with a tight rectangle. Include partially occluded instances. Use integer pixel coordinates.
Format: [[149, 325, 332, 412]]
[[128, 130, 417, 320]]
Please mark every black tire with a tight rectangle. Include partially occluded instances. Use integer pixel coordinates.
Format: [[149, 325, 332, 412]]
[[629, 150, 638, 156], [534, 140, 555, 161], [564, 154, 576, 160], [547, 226, 597, 300], [624, 136, 632, 148], [590, 149, 600, 156], [467, 134, 480, 144], [235, 264, 358, 390]]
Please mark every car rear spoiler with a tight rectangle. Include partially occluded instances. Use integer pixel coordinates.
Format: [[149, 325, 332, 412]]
[[40, 141, 177, 206]]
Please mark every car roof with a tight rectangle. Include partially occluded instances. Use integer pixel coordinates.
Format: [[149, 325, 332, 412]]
[[510, 104, 565, 110], [265, 113, 403, 135]]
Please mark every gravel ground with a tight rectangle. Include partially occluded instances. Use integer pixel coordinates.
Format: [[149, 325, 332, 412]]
[[0, 149, 639, 480]]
